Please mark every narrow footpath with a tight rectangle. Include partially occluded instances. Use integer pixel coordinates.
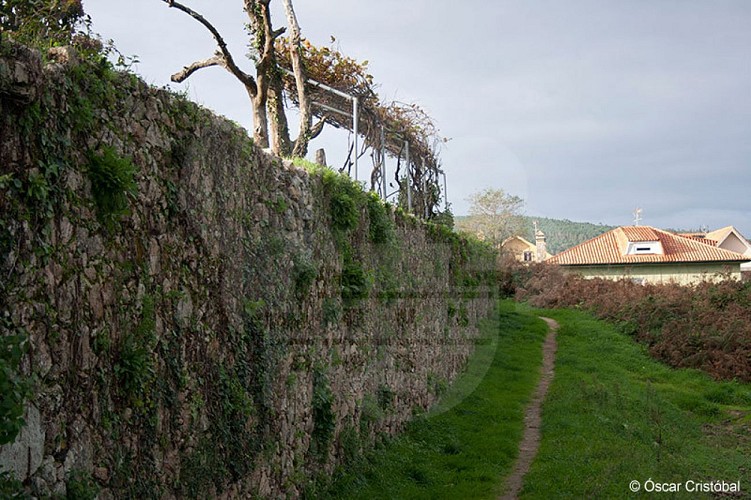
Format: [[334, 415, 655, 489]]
[[500, 317, 559, 500]]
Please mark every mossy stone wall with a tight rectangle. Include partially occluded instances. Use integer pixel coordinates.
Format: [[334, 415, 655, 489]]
[[0, 42, 495, 498]]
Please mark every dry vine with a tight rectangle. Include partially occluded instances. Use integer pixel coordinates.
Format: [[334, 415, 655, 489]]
[[158, 0, 448, 218], [275, 38, 448, 217]]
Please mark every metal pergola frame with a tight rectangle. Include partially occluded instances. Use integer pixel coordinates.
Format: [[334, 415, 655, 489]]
[[281, 68, 448, 215]]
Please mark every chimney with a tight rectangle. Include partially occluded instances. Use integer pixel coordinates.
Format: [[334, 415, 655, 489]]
[[315, 148, 328, 167], [534, 221, 547, 262]]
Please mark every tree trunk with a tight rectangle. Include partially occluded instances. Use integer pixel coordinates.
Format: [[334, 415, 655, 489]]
[[281, 0, 313, 157], [245, 0, 278, 150], [163, 1, 269, 145], [250, 87, 270, 149], [268, 70, 292, 156]]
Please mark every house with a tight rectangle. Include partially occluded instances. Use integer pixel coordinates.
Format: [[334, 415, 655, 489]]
[[680, 226, 751, 272], [501, 225, 552, 263], [546, 225, 751, 285]]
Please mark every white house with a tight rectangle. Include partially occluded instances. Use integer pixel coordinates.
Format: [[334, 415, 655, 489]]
[[547, 226, 751, 285]]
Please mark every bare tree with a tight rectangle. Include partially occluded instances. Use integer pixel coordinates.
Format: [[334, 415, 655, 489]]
[[159, 0, 323, 157], [162, 0, 285, 149], [158, 0, 447, 216]]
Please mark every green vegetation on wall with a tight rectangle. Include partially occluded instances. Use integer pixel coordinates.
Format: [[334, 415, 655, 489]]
[[0, 44, 498, 498], [297, 159, 496, 316], [114, 293, 156, 409], [0, 324, 31, 497], [0, 331, 30, 445], [87, 146, 137, 230], [366, 192, 395, 246], [311, 367, 335, 461]]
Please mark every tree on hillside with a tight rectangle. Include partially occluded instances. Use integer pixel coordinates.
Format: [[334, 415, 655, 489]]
[[463, 188, 524, 247], [520, 216, 614, 254]]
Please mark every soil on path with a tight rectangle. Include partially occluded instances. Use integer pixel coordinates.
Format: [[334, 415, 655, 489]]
[[500, 317, 559, 500]]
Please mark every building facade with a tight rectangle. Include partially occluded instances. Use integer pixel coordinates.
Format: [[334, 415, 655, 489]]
[[546, 226, 750, 284]]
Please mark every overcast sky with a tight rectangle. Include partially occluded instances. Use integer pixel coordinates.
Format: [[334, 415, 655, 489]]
[[85, 0, 751, 236]]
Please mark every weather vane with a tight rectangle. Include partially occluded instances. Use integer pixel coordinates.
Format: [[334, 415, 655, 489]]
[[633, 208, 643, 226]]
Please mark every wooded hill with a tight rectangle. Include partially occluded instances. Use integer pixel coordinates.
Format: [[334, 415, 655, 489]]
[[520, 216, 615, 254], [455, 215, 615, 255]]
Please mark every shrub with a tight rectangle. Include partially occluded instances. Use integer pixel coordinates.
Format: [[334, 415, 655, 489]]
[[319, 169, 361, 233], [376, 384, 395, 411], [66, 469, 99, 500], [511, 262, 751, 382], [0, 0, 85, 48], [0, 470, 23, 499]]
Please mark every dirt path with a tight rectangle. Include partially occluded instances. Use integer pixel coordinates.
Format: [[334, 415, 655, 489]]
[[500, 317, 559, 500]]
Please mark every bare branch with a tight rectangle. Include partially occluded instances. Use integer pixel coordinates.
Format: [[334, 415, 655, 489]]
[[341, 142, 354, 173], [161, 0, 257, 95], [282, 0, 313, 157], [309, 117, 327, 140], [170, 54, 223, 83]]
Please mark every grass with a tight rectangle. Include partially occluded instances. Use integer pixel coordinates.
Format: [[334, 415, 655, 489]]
[[318, 302, 751, 498], [519, 306, 751, 499], [320, 301, 549, 498]]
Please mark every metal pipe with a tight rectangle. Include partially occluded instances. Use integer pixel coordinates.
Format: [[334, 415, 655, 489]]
[[405, 140, 411, 212], [353, 97, 359, 181], [380, 124, 386, 199], [441, 171, 448, 211], [311, 101, 350, 117], [422, 158, 428, 219], [279, 67, 351, 100]]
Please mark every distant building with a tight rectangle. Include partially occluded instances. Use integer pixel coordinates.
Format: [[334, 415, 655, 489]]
[[546, 226, 751, 284], [679, 226, 751, 273], [501, 223, 552, 263]]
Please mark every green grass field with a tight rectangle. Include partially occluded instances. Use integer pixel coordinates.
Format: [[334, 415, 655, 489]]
[[520, 306, 751, 499], [318, 301, 751, 499], [320, 301, 548, 498]]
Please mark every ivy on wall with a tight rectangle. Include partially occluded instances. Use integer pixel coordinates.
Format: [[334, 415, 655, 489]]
[[0, 40, 498, 498]]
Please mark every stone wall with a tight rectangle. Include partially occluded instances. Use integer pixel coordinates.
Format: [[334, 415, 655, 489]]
[[0, 42, 496, 498]]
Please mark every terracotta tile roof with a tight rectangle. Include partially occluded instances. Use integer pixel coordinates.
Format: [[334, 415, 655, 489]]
[[620, 226, 660, 242], [678, 226, 750, 251], [677, 234, 718, 246], [704, 226, 735, 244], [547, 226, 751, 266]]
